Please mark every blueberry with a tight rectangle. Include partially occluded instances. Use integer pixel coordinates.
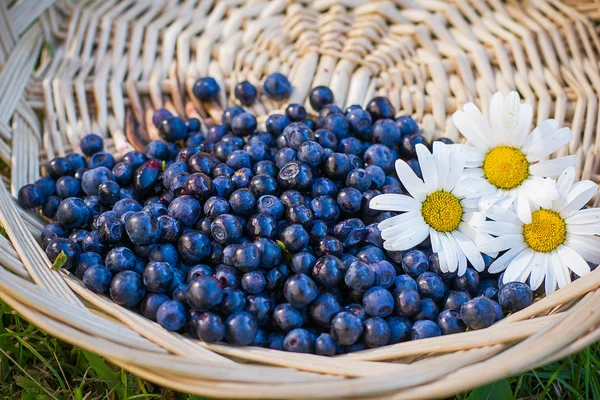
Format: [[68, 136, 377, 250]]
[[184, 172, 215, 200], [411, 320, 441, 340], [231, 113, 257, 137], [157, 300, 186, 331], [81, 230, 106, 254], [271, 303, 302, 332], [365, 165, 385, 189], [416, 271, 445, 301], [134, 160, 162, 196], [286, 123, 314, 150], [308, 86, 334, 111], [311, 177, 338, 198], [140, 293, 170, 320], [80, 133, 104, 156], [110, 270, 145, 308], [337, 187, 362, 214], [322, 113, 348, 140], [297, 141, 324, 167], [242, 271, 266, 294], [346, 109, 372, 139], [246, 214, 277, 239], [330, 311, 363, 345], [193, 77, 220, 101], [213, 176, 235, 198], [178, 231, 211, 264], [36, 177, 57, 198], [366, 96, 396, 120], [253, 160, 278, 177], [18, 184, 44, 209], [88, 152, 115, 170], [211, 214, 243, 244], [244, 141, 269, 163], [187, 275, 223, 310], [196, 312, 226, 342], [402, 250, 429, 278], [400, 134, 430, 159], [491, 300, 503, 322], [283, 328, 314, 353], [285, 103, 307, 122], [234, 80, 257, 106], [315, 236, 343, 257], [437, 309, 467, 335], [159, 117, 187, 142], [332, 218, 366, 247], [460, 296, 495, 330], [356, 246, 385, 263], [363, 144, 394, 173], [55, 198, 91, 229], [229, 188, 256, 215], [125, 211, 160, 245], [363, 317, 391, 348], [81, 167, 114, 196], [443, 291, 472, 311], [231, 167, 253, 189], [314, 128, 339, 149], [395, 289, 421, 317], [429, 253, 458, 280], [453, 268, 480, 295], [315, 333, 336, 356], [103, 245, 136, 272], [309, 292, 343, 328], [372, 119, 401, 147], [47, 157, 74, 179], [157, 215, 181, 243], [362, 286, 394, 317], [370, 260, 396, 288], [233, 242, 261, 272], [263, 73, 292, 101], [415, 298, 439, 321], [290, 252, 317, 275], [249, 174, 277, 197], [323, 152, 352, 180], [311, 255, 343, 288], [113, 198, 142, 216], [275, 147, 297, 169], [55, 176, 82, 199], [145, 141, 168, 160], [386, 316, 412, 344], [122, 151, 148, 170], [279, 224, 310, 253], [498, 282, 533, 312], [345, 261, 375, 292], [167, 195, 201, 227], [143, 202, 168, 218], [143, 261, 174, 293], [75, 251, 104, 278], [396, 115, 419, 137], [283, 273, 318, 308], [83, 265, 112, 295], [310, 196, 340, 224]]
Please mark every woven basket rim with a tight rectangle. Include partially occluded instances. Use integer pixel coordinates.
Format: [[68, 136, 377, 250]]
[[2, 0, 600, 398]]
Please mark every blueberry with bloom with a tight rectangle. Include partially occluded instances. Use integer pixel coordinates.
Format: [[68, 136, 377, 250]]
[[370, 142, 494, 276], [476, 168, 600, 294], [452, 91, 577, 224]]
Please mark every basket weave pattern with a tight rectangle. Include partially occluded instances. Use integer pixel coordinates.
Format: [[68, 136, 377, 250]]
[[2, 0, 600, 398]]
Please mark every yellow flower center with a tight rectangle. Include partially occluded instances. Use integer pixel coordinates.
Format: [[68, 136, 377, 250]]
[[523, 209, 566, 253], [421, 191, 463, 233], [482, 146, 530, 190]]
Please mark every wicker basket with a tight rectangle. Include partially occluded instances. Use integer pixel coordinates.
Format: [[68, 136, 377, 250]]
[[2, 0, 600, 398]]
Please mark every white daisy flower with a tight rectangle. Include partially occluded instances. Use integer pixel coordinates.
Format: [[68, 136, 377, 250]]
[[477, 168, 600, 295], [452, 91, 578, 224], [370, 142, 492, 276]]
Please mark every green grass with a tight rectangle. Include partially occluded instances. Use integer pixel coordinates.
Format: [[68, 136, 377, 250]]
[[1, 299, 599, 400]]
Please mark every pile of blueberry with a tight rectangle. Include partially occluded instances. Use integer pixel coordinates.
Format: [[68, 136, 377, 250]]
[[18, 73, 534, 355]]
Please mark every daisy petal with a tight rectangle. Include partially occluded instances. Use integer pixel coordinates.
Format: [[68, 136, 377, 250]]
[[478, 234, 524, 254], [503, 248, 534, 283], [474, 221, 522, 236], [559, 180, 598, 218], [526, 127, 574, 162], [529, 253, 546, 290], [489, 92, 506, 138], [453, 178, 496, 199], [464, 102, 497, 146], [514, 103, 533, 147], [453, 144, 485, 167], [498, 91, 520, 145], [529, 155, 578, 177], [521, 119, 559, 153], [384, 221, 430, 251], [380, 212, 423, 239], [488, 242, 528, 273], [556, 167, 575, 200], [452, 109, 491, 150], [515, 194, 532, 224], [370, 194, 421, 212], [444, 145, 465, 191], [566, 235, 600, 264], [452, 230, 484, 272], [430, 229, 441, 254], [486, 205, 521, 225], [551, 251, 571, 289], [565, 208, 600, 225], [433, 141, 450, 189], [440, 233, 458, 273], [416, 144, 438, 191], [557, 245, 591, 278], [566, 224, 600, 235], [461, 167, 485, 179], [544, 255, 558, 294], [396, 159, 428, 201]]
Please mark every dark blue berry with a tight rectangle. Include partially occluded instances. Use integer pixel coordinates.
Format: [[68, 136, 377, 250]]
[[387, 316, 412, 343], [193, 77, 220, 101], [330, 311, 363, 345], [460, 296, 495, 330], [498, 282, 533, 312], [279, 224, 310, 253], [110, 270, 145, 308], [80, 134, 104, 157], [453, 268, 480, 295], [362, 286, 394, 318], [363, 317, 391, 348], [157, 300, 186, 331], [283, 328, 314, 353], [196, 312, 225, 342], [140, 293, 170, 320], [437, 309, 466, 335], [263, 73, 292, 101], [366, 96, 396, 120], [18, 184, 44, 209], [315, 333, 336, 356], [178, 231, 211, 264], [234, 81, 257, 106], [411, 320, 441, 340]]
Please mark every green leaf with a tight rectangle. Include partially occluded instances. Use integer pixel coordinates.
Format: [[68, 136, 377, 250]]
[[15, 376, 40, 389], [0, 225, 7, 239], [51, 251, 68, 271], [276, 240, 292, 262], [82, 350, 120, 386], [467, 379, 514, 400]]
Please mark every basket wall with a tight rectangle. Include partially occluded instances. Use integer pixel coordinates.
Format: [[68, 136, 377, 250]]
[[1, 0, 600, 398]]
